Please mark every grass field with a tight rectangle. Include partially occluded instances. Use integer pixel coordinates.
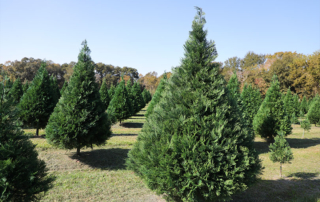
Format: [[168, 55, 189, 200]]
[[25, 107, 320, 202]]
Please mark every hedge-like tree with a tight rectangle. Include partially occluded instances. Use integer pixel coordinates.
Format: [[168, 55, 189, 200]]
[[0, 76, 54, 201], [127, 8, 261, 201], [300, 95, 308, 114], [253, 75, 292, 143], [99, 78, 110, 109], [307, 95, 320, 126], [7, 77, 23, 104], [269, 132, 293, 178], [132, 82, 145, 112], [145, 74, 167, 117], [107, 79, 132, 124], [46, 40, 112, 155], [18, 62, 55, 136]]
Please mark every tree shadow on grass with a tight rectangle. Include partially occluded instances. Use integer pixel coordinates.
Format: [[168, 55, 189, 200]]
[[132, 114, 145, 117], [69, 148, 130, 170], [121, 122, 144, 128], [254, 138, 320, 154], [112, 133, 138, 137], [287, 172, 319, 179], [232, 173, 320, 202]]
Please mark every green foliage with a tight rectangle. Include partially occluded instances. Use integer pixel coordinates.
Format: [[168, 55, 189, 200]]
[[269, 132, 293, 177], [22, 81, 29, 93], [108, 84, 116, 98], [131, 82, 145, 113], [253, 75, 292, 142], [18, 62, 55, 135], [51, 76, 61, 106], [290, 112, 299, 124], [45, 40, 112, 155], [145, 74, 167, 118], [142, 89, 149, 104], [0, 76, 54, 201], [283, 88, 294, 117], [307, 95, 320, 126], [292, 94, 300, 115], [241, 83, 262, 127], [107, 79, 132, 124], [227, 72, 241, 108], [300, 96, 308, 114], [99, 78, 110, 109], [60, 81, 68, 94], [300, 119, 311, 138], [7, 77, 23, 104], [127, 8, 261, 202], [126, 81, 135, 116]]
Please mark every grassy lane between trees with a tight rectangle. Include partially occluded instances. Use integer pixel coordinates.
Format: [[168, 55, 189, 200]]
[[24, 107, 320, 202]]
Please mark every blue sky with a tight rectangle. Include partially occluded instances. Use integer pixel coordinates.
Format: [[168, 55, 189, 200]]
[[0, 0, 319, 76]]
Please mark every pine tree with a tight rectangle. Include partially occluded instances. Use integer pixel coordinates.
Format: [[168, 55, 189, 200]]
[[145, 74, 167, 118], [45, 40, 112, 155], [7, 77, 23, 104], [18, 62, 55, 136], [307, 97, 313, 111], [23, 81, 29, 93], [283, 88, 294, 117], [126, 8, 261, 201], [269, 132, 293, 178], [142, 89, 149, 105], [107, 79, 132, 124], [0, 76, 54, 201], [253, 75, 292, 143], [292, 94, 300, 115], [307, 95, 320, 126], [131, 82, 144, 112], [227, 72, 241, 108], [300, 119, 311, 138], [290, 112, 299, 124], [108, 84, 116, 99], [60, 81, 68, 94], [126, 81, 135, 116], [99, 78, 110, 109], [51, 76, 61, 106], [300, 95, 308, 114]]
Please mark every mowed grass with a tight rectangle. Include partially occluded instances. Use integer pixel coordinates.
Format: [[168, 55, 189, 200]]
[[25, 109, 320, 202]]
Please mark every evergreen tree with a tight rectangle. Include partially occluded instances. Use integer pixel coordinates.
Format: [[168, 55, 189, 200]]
[[7, 77, 23, 104], [253, 75, 292, 143], [300, 119, 311, 139], [142, 89, 149, 104], [126, 81, 135, 115], [307, 97, 313, 111], [241, 83, 262, 128], [307, 95, 320, 126], [292, 94, 300, 115], [46, 40, 112, 155], [300, 95, 308, 114], [99, 78, 110, 109], [269, 132, 293, 178], [283, 88, 294, 117], [131, 82, 144, 112], [290, 112, 299, 124], [127, 8, 261, 201], [23, 81, 29, 93], [51, 76, 61, 106], [227, 72, 241, 108], [0, 76, 54, 201], [145, 74, 167, 118], [18, 62, 55, 136], [107, 79, 132, 124], [108, 84, 116, 98], [60, 81, 68, 94]]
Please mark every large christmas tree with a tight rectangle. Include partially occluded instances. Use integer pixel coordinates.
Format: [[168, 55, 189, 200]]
[[0, 76, 54, 201], [18, 62, 55, 136], [253, 75, 292, 142], [46, 40, 112, 155], [127, 8, 261, 201]]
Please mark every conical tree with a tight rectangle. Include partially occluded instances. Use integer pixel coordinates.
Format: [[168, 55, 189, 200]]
[[307, 97, 313, 111], [45, 40, 112, 155], [142, 89, 149, 104], [18, 62, 55, 136], [108, 84, 116, 99], [227, 72, 242, 109], [0, 76, 54, 201], [253, 75, 292, 143], [300, 119, 311, 138], [300, 96, 308, 114], [126, 81, 135, 116], [132, 82, 144, 112], [60, 81, 68, 94], [269, 132, 293, 178], [107, 79, 132, 124], [283, 88, 294, 117], [307, 95, 320, 126], [23, 81, 29, 93], [127, 8, 261, 202], [99, 78, 110, 109], [292, 94, 300, 115], [7, 77, 23, 104], [145, 74, 167, 118], [51, 76, 61, 106]]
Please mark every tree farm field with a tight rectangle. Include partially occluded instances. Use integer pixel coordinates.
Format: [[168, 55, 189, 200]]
[[24, 106, 320, 202]]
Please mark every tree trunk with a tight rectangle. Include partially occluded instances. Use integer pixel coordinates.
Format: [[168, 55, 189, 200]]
[[77, 147, 81, 156], [280, 163, 282, 178]]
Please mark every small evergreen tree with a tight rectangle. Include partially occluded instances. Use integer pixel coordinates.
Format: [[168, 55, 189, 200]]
[[307, 95, 320, 126], [300, 119, 311, 139], [253, 75, 292, 143], [300, 96, 308, 114], [46, 40, 112, 155], [292, 94, 300, 115], [127, 8, 261, 201], [18, 62, 55, 136], [283, 88, 294, 117], [145, 74, 167, 117], [108, 84, 116, 98], [126, 81, 135, 115], [60, 81, 68, 94], [131, 82, 144, 112], [0, 76, 54, 201], [23, 81, 29, 93], [107, 79, 132, 124], [7, 77, 23, 104], [227, 72, 242, 108], [307, 97, 313, 111], [269, 132, 293, 178], [142, 89, 149, 104], [99, 78, 110, 109], [290, 112, 299, 124], [51, 76, 61, 106]]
